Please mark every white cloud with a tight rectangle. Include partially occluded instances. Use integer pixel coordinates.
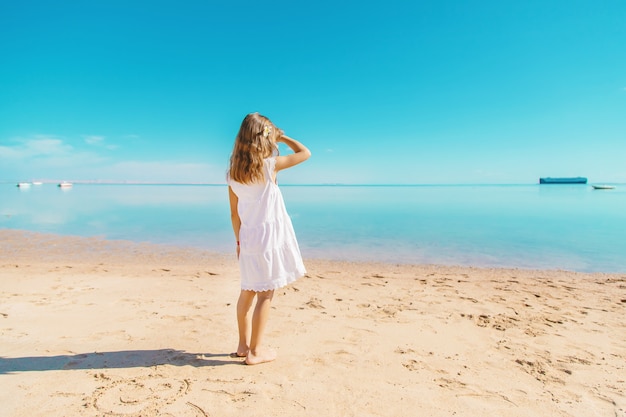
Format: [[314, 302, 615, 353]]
[[1, 134, 223, 183], [83, 135, 118, 150], [83, 135, 104, 145], [0, 135, 73, 159], [0, 144, 20, 159], [0, 135, 108, 179]]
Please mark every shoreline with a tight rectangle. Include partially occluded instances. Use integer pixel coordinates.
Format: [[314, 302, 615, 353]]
[[3, 228, 624, 275], [1, 229, 625, 416]]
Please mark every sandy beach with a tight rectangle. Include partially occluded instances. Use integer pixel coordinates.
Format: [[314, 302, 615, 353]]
[[1, 229, 624, 416]]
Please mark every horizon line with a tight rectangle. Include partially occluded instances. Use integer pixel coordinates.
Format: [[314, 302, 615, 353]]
[[5, 180, 621, 187]]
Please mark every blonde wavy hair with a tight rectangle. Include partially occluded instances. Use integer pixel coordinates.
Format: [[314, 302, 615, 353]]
[[228, 113, 281, 184]]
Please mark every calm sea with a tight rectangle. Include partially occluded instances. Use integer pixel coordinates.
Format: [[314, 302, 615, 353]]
[[2, 183, 625, 272]]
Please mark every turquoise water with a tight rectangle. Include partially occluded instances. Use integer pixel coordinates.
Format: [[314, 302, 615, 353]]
[[1, 183, 625, 272]]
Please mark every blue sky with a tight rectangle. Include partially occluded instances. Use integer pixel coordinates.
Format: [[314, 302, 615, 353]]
[[1, 0, 625, 184]]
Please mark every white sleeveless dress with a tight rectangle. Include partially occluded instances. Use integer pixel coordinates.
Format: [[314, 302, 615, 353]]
[[228, 157, 306, 291]]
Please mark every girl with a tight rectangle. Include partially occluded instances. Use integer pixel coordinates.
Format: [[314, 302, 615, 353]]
[[227, 112, 311, 365]]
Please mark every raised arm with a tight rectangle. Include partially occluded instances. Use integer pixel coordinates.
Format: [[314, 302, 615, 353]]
[[275, 135, 311, 172]]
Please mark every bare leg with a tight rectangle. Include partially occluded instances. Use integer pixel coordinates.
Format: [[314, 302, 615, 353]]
[[235, 290, 256, 357], [245, 289, 277, 365]]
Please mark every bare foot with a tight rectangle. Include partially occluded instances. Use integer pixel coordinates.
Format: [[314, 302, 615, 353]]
[[230, 345, 249, 358], [245, 347, 277, 365]]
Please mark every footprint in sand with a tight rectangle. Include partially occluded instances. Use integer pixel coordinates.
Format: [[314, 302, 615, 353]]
[[514, 358, 565, 384], [397, 348, 433, 372], [402, 359, 421, 371], [435, 377, 467, 389], [305, 297, 325, 309], [461, 313, 515, 331]]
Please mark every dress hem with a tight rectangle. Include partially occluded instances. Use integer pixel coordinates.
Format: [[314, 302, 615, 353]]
[[240, 271, 305, 292]]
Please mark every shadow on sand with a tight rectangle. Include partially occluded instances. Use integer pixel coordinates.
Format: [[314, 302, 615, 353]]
[[0, 349, 242, 374]]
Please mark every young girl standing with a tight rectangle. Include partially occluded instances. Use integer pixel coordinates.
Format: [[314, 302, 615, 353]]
[[227, 112, 311, 365]]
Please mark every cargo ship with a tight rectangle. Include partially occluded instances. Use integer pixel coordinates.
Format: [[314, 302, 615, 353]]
[[539, 177, 587, 184]]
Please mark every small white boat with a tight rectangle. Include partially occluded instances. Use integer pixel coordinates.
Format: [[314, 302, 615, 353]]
[[58, 182, 73, 188], [17, 182, 31, 188], [32, 181, 43, 185], [592, 185, 615, 190]]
